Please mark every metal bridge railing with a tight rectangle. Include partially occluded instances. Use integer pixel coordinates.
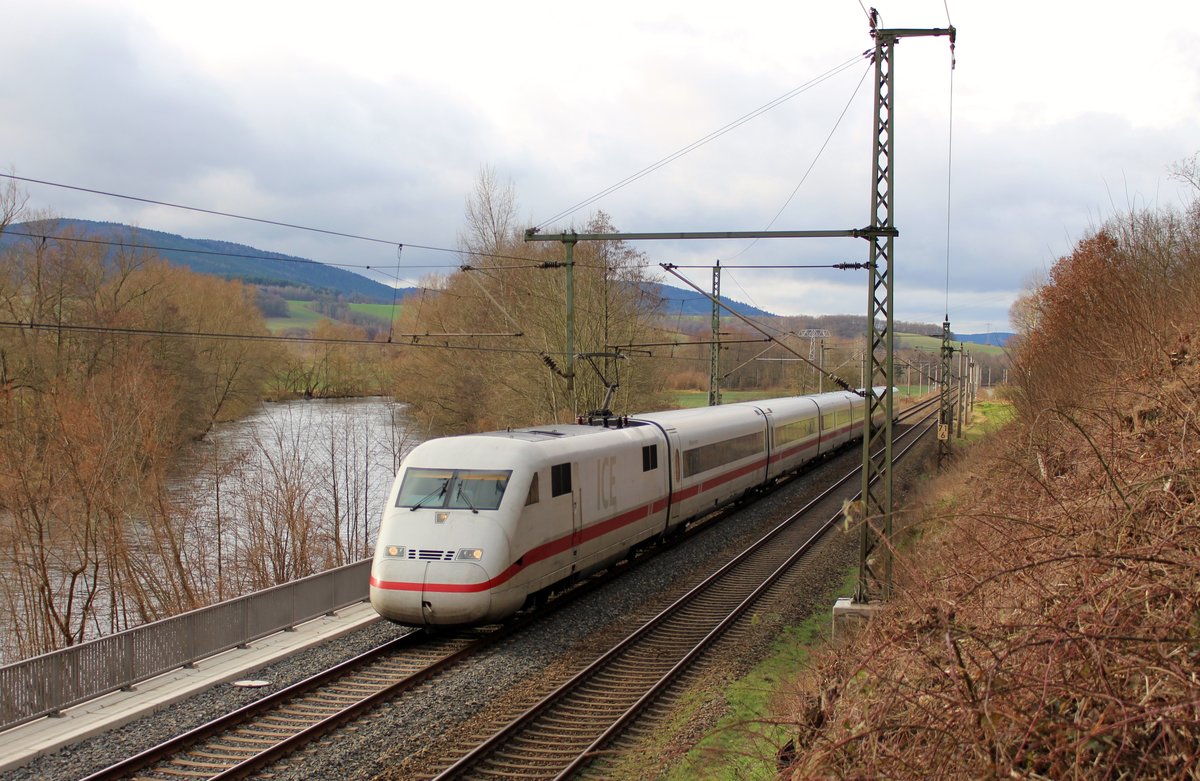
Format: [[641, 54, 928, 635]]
[[0, 559, 372, 732]]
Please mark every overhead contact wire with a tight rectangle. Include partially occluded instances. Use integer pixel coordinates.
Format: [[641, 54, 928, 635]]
[[1, 228, 408, 271], [0, 319, 536, 354], [534, 53, 870, 230], [0, 174, 544, 266], [729, 59, 873, 261]]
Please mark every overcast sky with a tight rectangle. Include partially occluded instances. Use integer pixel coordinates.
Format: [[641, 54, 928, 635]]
[[3, 0, 1198, 333]]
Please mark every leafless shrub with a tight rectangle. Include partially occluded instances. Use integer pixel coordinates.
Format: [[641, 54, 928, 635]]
[[781, 197, 1200, 778]]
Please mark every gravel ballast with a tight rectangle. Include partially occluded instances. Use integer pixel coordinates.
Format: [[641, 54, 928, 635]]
[[7, 439, 912, 781]]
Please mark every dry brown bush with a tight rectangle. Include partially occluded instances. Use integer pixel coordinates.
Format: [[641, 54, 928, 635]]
[[0, 230, 278, 657], [666, 370, 710, 391], [780, 201, 1200, 779], [394, 173, 669, 434]]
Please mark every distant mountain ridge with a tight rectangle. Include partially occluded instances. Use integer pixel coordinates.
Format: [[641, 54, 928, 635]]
[[1, 219, 775, 318], [3, 218, 399, 302]]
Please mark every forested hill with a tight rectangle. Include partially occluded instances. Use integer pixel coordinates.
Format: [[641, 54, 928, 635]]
[[1, 218, 776, 317], [655, 287, 775, 317], [3, 218, 400, 303]]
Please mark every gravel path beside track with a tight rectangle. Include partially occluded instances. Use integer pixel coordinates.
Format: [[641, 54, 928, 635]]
[[7, 438, 928, 781]]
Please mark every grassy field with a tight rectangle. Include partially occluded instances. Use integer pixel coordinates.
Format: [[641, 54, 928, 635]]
[[962, 400, 1016, 441], [896, 332, 1007, 358], [265, 300, 324, 333], [668, 390, 783, 408], [347, 302, 401, 321], [265, 300, 398, 333]]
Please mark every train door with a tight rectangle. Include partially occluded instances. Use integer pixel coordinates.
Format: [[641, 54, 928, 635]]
[[571, 462, 583, 571], [550, 459, 582, 574], [663, 427, 683, 526], [812, 399, 826, 455], [757, 407, 773, 483]]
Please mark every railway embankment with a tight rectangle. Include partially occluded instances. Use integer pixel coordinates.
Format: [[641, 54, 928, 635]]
[[769, 204, 1200, 777]]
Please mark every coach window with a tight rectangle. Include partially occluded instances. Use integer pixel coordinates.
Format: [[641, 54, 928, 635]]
[[551, 462, 572, 497], [681, 431, 765, 478], [775, 417, 817, 446], [525, 472, 540, 506], [642, 444, 659, 471]]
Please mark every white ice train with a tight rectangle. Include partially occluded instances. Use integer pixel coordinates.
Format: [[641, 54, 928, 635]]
[[369, 389, 883, 627]]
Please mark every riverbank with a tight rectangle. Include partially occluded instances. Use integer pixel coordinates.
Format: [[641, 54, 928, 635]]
[[0, 396, 416, 665]]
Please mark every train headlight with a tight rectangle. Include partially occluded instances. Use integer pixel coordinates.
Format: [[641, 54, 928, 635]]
[[456, 548, 484, 561], [383, 545, 405, 558]]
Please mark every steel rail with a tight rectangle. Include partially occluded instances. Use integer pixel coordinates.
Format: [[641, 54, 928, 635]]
[[82, 395, 940, 780], [431, 407, 937, 779], [561, 412, 937, 779], [79, 630, 458, 781]]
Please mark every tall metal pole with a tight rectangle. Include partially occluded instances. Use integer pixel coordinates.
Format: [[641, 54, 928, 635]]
[[857, 28, 898, 605], [564, 238, 577, 403], [854, 22, 956, 605], [956, 344, 967, 438], [968, 357, 976, 413], [938, 316, 953, 464], [818, 343, 825, 394], [709, 260, 722, 406]]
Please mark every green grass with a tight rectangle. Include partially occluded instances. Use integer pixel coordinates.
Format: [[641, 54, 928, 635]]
[[265, 300, 399, 334], [650, 568, 859, 781], [347, 302, 401, 321], [669, 390, 783, 408], [265, 300, 324, 333], [892, 384, 936, 398], [963, 400, 1016, 441]]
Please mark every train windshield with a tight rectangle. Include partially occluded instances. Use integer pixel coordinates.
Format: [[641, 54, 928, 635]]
[[395, 468, 512, 511]]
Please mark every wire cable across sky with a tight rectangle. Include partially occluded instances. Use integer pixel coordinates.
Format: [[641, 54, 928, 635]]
[[0, 173, 544, 268], [533, 51, 871, 230]]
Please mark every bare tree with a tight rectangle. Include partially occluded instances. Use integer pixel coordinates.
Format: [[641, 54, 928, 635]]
[[395, 172, 667, 434], [460, 165, 519, 258], [0, 228, 274, 657], [1169, 150, 1200, 193], [0, 171, 28, 235]]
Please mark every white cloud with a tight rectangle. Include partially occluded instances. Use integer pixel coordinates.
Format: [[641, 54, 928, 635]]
[[3, 0, 1198, 335]]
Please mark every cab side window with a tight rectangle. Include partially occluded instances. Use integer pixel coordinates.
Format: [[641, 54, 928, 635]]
[[525, 472, 540, 506], [551, 463, 572, 497]]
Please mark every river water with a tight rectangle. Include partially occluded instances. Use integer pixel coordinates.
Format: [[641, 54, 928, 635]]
[[0, 396, 421, 664], [176, 396, 420, 580], [188, 396, 414, 506]]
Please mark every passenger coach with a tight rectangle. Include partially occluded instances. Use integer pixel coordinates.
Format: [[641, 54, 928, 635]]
[[370, 389, 882, 627]]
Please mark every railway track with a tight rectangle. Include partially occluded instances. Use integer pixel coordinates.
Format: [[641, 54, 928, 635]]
[[84, 398, 938, 781], [77, 629, 487, 781], [428, 407, 937, 780]]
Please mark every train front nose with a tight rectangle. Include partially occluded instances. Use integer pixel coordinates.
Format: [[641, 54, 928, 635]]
[[370, 557, 493, 626]]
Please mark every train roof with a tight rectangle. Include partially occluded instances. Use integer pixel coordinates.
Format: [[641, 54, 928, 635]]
[[474, 422, 650, 442]]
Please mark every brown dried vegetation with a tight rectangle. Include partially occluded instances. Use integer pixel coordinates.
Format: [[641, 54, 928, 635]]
[[394, 170, 669, 434], [781, 200, 1200, 778], [0, 222, 282, 658]]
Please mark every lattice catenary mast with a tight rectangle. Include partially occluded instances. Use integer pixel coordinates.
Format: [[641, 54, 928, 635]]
[[527, 18, 956, 613], [855, 20, 955, 606]]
